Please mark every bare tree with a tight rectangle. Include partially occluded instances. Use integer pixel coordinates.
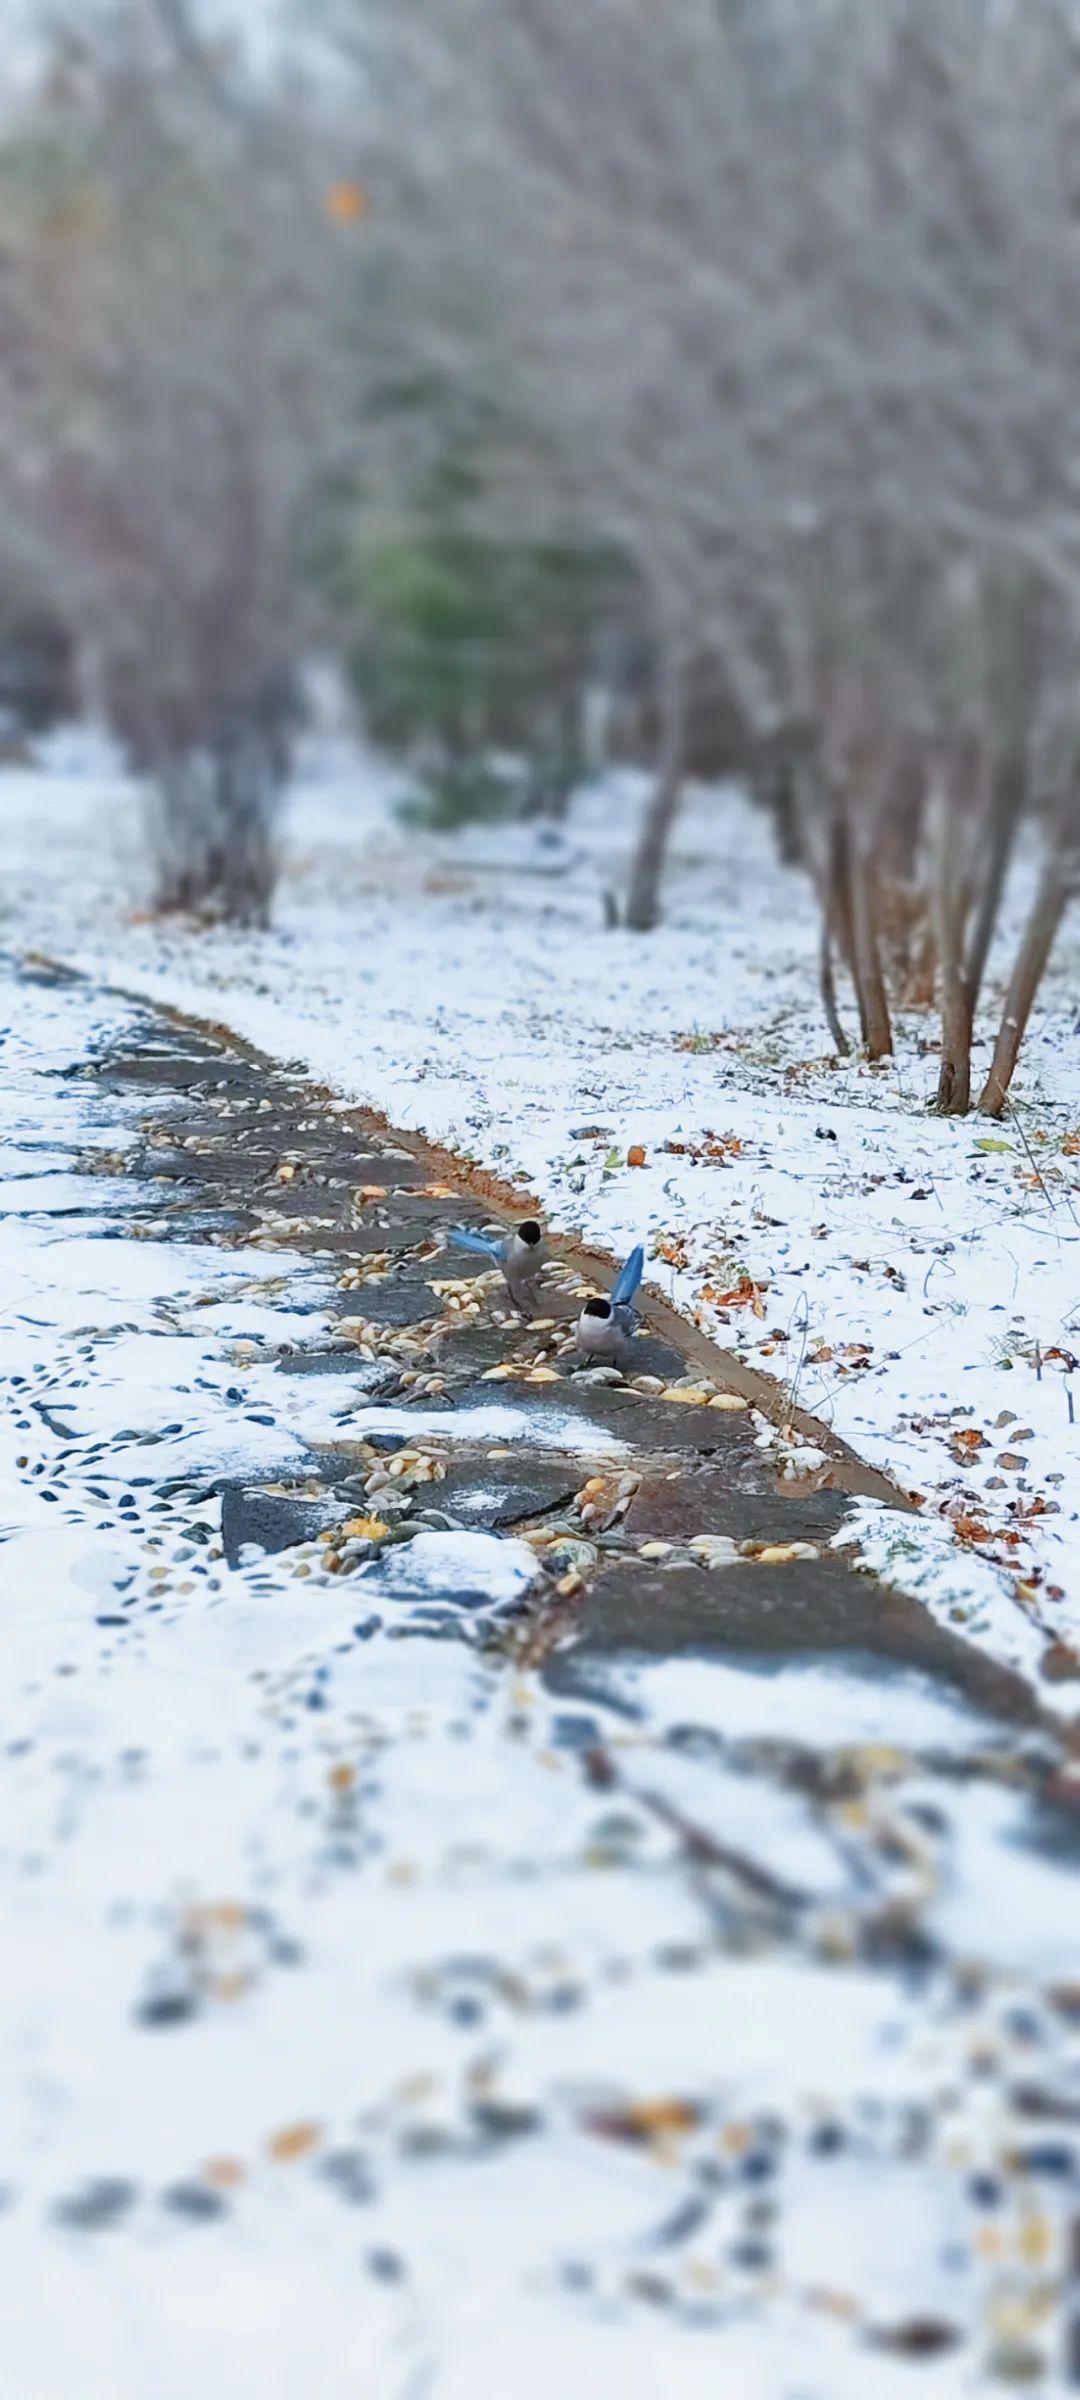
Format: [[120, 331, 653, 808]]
[[5, 7, 354, 920]]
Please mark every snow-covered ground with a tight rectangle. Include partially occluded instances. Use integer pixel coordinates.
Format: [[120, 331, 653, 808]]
[[4, 728, 1078, 1699], [1, 773, 1079, 2395]]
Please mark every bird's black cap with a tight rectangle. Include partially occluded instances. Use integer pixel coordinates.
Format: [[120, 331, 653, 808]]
[[517, 1220, 542, 1246], [582, 1297, 612, 1320]]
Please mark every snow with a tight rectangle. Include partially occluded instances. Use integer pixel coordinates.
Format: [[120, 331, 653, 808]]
[[4, 728, 1077, 1702], [1, 737, 1079, 2393]]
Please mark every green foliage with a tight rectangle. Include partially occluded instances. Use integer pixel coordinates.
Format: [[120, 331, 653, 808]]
[[356, 527, 593, 765], [395, 758, 519, 831], [313, 373, 626, 817]]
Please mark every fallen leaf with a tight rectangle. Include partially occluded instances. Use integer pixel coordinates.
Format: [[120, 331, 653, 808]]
[[584, 2097, 700, 2145], [326, 179, 368, 223], [951, 1514, 992, 1545], [204, 2157, 245, 2189], [268, 2121, 323, 2164]]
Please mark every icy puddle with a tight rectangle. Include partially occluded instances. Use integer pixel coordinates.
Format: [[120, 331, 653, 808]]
[[0, 955, 1078, 2398]]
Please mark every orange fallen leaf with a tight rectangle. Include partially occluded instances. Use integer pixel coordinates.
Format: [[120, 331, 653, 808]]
[[267, 2121, 323, 2164], [951, 1514, 992, 1544], [326, 179, 368, 224], [585, 2097, 700, 2145], [204, 2157, 245, 2189], [711, 1278, 758, 1309]]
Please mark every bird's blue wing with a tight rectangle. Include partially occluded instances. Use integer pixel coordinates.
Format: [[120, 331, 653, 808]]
[[611, 1243, 645, 1306], [448, 1226, 504, 1261]]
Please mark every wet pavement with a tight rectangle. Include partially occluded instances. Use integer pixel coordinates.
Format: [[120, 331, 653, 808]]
[[1, 951, 1079, 2396]]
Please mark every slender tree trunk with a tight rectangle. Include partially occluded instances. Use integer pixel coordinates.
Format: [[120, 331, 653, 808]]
[[908, 912, 938, 1010], [936, 983, 975, 1115], [819, 924, 850, 1056], [932, 742, 980, 1114], [625, 651, 685, 932], [848, 841, 893, 1059], [978, 860, 1072, 1117], [963, 745, 1024, 1010], [818, 681, 892, 1058], [824, 805, 860, 1034]]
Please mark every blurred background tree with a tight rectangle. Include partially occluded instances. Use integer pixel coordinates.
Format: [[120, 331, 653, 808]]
[[0, 0, 1077, 1106]]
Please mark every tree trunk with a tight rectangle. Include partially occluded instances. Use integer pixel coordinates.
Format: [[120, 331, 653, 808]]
[[936, 982, 975, 1115], [624, 655, 685, 932], [848, 843, 893, 1059], [215, 731, 280, 928], [978, 861, 1071, 1117], [932, 742, 979, 1114], [963, 745, 1024, 1010], [907, 914, 938, 1010], [819, 924, 850, 1056], [934, 742, 1027, 1111], [824, 806, 860, 1035]]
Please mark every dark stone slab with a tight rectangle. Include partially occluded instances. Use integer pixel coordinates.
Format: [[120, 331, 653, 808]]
[[629, 1460, 851, 1547], [622, 1335, 689, 1381], [452, 1374, 767, 1463], [361, 1190, 472, 1229], [430, 1321, 516, 1379], [221, 1484, 340, 1565], [332, 1280, 441, 1329], [401, 1246, 493, 1287], [437, 1453, 584, 1531], [552, 1554, 1037, 1723], [96, 1054, 262, 1095], [274, 1350, 400, 1392]]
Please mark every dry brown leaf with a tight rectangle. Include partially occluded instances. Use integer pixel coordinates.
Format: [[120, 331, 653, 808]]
[[585, 2097, 700, 2145], [204, 2157, 245, 2189], [267, 2121, 323, 2163]]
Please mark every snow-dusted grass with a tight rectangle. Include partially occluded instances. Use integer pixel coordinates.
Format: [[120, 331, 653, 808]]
[[1, 828, 1078, 2396], [4, 727, 1080, 1693]]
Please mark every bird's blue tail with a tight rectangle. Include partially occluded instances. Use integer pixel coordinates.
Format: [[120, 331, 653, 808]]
[[612, 1243, 645, 1306], [449, 1226, 503, 1261]]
